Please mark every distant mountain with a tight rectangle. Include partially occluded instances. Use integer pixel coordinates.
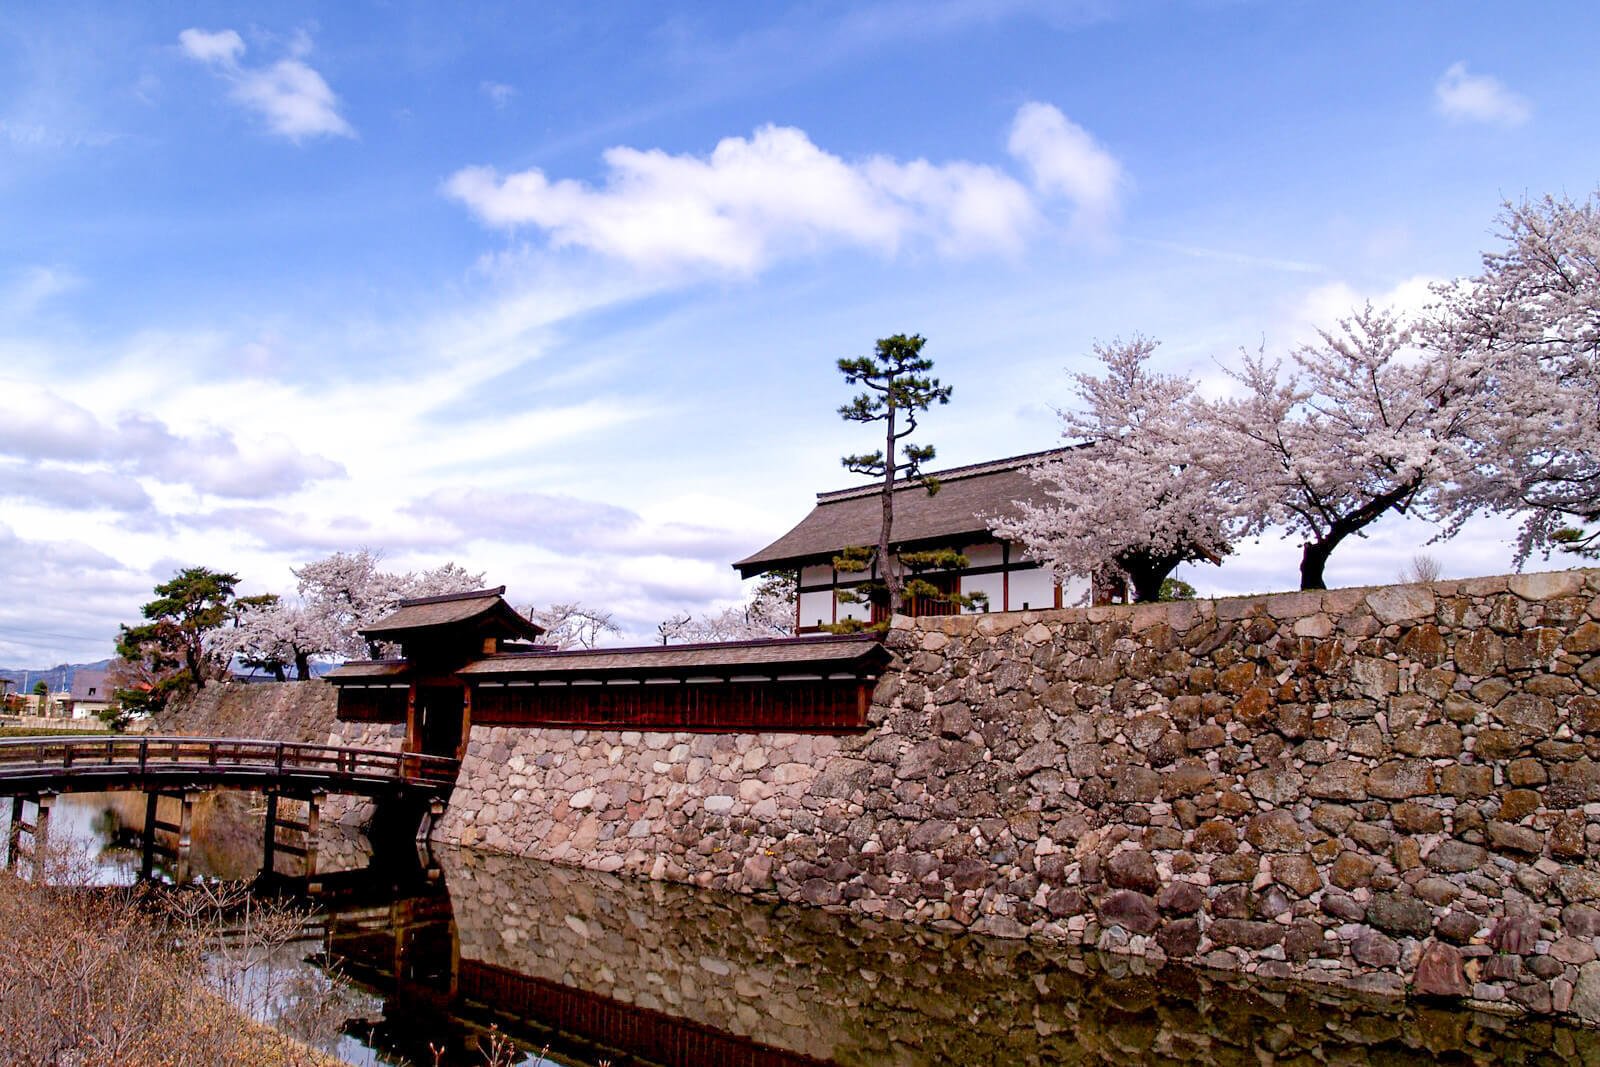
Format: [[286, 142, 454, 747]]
[[0, 658, 113, 694]]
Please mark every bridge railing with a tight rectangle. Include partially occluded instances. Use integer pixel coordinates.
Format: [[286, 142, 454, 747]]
[[0, 736, 459, 789]]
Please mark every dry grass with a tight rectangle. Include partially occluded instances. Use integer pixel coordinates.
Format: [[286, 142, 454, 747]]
[[0, 861, 339, 1066]]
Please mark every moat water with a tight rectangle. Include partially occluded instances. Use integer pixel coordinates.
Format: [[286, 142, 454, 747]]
[[18, 792, 1600, 1066]]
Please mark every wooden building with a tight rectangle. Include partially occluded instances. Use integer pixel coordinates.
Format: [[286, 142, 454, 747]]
[[326, 588, 890, 761], [734, 449, 1090, 632]]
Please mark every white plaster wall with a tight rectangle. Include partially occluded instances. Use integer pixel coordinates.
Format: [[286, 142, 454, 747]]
[[800, 564, 833, 587], [1007, 567, 1057, 611], [962, 543, 1003, 567], [798, 590, 835, 629]]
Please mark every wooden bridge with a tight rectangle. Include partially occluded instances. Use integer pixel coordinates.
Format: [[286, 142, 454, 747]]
[[0, 735, 459, 882]]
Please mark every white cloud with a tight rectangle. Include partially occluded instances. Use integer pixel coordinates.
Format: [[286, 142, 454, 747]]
[[1007, 101, 1123, 232], [179, 27, 354, 142], [0, 380, 346, 502], [177, 28, 244, 66], [1291, 274, 1442, 343], [1434, 62, 1531, 127], [445, 102, 1121, 273], [480, 81, 517, 109]]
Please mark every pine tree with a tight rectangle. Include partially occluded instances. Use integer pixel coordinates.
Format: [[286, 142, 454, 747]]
[[836, 334, 955, 619]]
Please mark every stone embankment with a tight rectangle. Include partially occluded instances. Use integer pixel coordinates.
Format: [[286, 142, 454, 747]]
[[437, 568, 1600, 1023]]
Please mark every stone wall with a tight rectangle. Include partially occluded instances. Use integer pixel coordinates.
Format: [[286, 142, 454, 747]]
[[435, 568, 1600, 1023]]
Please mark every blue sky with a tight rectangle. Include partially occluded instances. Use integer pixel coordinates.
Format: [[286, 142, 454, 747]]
[[2, 1, 1597, 664]]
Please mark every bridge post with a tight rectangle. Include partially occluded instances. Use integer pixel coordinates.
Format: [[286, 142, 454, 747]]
[[304, 791, 322, 879], [6, 795, 21, 869], [141, 792, 159, 880], [175, 790, 194, 884], [31, 794, 51, 882], [263, 791, 279, 876]]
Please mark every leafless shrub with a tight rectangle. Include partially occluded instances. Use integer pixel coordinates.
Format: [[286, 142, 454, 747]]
[[0, 856, 336, 1065], [1398, 553, 1444, 584]]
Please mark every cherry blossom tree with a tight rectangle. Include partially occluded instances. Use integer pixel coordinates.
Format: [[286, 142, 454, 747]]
[[218, 599, 337, 680], [989, 336, 1243, 603], [1427, 192, 1600, 560], [656, 572, 797, 643], [1201, 305, 1479, 590], [524, 602, 621, 650], [294, 550, 485, 659]]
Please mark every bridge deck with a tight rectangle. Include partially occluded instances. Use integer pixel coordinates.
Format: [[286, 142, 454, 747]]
[[0, 736, 458, 797]]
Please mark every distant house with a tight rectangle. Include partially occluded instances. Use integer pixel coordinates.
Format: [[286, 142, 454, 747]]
[[734, 449, 1092, 633], [67, 668, 115, 720]]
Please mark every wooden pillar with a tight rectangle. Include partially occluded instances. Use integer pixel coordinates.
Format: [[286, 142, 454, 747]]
[[32, 795, 51, 881], [303, 792, 322, 878], [141, 792, 159, 880], [262, 792, 279, 877], [175, 791, 194, 884], [420, 796, 445, 843], [6, 796, 22, 869]]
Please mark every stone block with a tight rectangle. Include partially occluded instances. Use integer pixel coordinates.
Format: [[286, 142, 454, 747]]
[[1367, 585, 1436, 624], [1158, 880, 1204, 915], [1191, 820, 1239, 855], [1367, 893, 1432, 938], [1509, 570, 1587, 601], [1426, 839, 1487, 873], [1097, 890, 1159, 934], [1413, 941, 1469, 997], [1394, 724, 1463, 759], [1210, 918, 1285, 949], [1272, 854, 1322, 897], [1107, 849, 1160, 893], [1486, 821, 1543, 855], [1367, 760, 1435, 800], [1351, 929, 1401, 967], [1306, 760, 1368, 801], [1244, 810, 1306, 852]]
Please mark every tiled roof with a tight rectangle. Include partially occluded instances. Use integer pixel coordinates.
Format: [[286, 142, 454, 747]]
[[733, 447, 1072, 576], [459, 634, 888, 680], [323, 660, 410, 681], [359, 587, 545, 640]]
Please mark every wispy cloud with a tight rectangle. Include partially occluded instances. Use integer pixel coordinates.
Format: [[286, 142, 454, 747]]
[[1, 266, 81, 317], [1434, 62, 1530, 127], [480, 81, 516, 109], [445, 101, 1122, 274], [1132, 238, 1322, 275], [179, 27, 355, 142]]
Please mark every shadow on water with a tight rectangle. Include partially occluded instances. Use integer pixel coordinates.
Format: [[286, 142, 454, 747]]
[[22, 793, 1600, 1066]]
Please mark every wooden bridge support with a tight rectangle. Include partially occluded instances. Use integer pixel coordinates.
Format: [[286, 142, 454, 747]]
[[263, 789, 324, 881], [5, 792, 53, 881], [139, 789, 196, 883]]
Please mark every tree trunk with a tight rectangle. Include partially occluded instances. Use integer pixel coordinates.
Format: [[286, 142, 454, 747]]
[[1117, 549, 1182, 604], [880, 402, 902, 617], [186, 643, 206, 689], [1299, 538, 1339, 590], [294, 652, 311, 681]]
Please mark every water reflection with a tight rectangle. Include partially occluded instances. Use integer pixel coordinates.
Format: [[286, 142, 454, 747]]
[[23, 794, 1600, 1066]]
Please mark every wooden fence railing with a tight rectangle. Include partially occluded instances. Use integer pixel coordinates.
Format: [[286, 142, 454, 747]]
[[0, 736, 458, 791]]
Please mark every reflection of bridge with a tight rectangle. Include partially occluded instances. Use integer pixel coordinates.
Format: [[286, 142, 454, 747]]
[[0, 736, 458, 881]]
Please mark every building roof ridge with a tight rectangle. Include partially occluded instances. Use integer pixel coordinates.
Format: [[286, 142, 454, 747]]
[[394, 586, 507, 608], [814, 446, 1075, 503]]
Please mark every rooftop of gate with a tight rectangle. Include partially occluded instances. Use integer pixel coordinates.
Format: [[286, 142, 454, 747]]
[[358, 587, 545, 642]]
